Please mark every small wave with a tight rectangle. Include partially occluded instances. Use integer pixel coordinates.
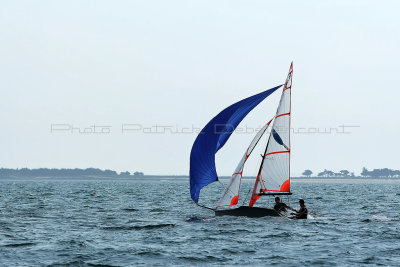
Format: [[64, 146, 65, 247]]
[[4, 242, 36, 247], [233, 228, 253, 233], [46, 260, 84, 266], [371, 215, 392, 221], [87, 264, 120, 267], [221, 248, 256, 254], [255, 255, 286, 260], [362, 215, 393, 223], [102, 223, 175, 231], [312, 221, 329, 225], [178, 256, 205, 262], [3, 234, 15, 238], [178, 255, 224, 262], [361, 256, 376, 264], [47, 260, 117, 267], [135, 251, 163, 256], [122, 208, 138, 212], [149, 208, 163, 212], [260, 232, 292, 238]]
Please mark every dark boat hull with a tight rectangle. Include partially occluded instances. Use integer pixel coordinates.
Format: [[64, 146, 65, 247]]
[[215, 206, 280, 217]]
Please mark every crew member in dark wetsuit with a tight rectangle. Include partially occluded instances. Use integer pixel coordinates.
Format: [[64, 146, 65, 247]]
[[273, 197, 293, 212], [295, 199, 308, 219]]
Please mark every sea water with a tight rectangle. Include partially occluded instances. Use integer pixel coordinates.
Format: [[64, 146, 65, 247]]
[[0, 179, 399, 266]]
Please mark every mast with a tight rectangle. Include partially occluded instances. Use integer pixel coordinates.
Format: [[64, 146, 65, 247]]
[[288, 62, 292, 188]]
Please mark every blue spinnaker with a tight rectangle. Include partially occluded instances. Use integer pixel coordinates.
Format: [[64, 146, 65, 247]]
[[189, 85, 282, 203]]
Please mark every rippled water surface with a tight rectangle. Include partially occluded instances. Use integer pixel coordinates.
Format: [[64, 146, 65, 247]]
[[1, 179, 400, 266]]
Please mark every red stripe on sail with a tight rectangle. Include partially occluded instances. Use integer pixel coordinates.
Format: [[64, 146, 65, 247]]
[[264, 150, 290, 157], [276, 112, 290, 119]]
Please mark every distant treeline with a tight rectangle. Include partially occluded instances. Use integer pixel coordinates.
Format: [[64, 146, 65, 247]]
[[302, 168, 400, 178], [1, 167, 399, 179], [0, 168, 145, 178], [360, 167, 400, 178]]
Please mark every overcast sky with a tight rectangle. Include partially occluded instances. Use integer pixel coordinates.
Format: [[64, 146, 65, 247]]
[[0, 0, 399, 176]]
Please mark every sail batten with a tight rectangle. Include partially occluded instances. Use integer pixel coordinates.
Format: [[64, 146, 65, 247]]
[[189, 85, 282, 203]]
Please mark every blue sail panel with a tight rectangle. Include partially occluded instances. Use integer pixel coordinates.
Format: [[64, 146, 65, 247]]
[[272, 129, 284, 145], [189, 85, 282, 203]]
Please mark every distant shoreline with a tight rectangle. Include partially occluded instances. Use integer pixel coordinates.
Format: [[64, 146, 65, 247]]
[[0, 167, 398, 180], [0, 175, 399, 181]]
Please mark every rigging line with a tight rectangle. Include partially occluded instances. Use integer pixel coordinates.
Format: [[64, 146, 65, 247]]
[[218, 179, 237, 197], [196, 203, 215, 211], [218, 180, 226, 188], [242, 188, 252, 206], [250, 119, 275, 202]]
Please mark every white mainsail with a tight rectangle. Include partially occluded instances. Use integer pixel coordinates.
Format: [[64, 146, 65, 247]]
[[216, 120, 272, 209], [249, 63, 293, 206]]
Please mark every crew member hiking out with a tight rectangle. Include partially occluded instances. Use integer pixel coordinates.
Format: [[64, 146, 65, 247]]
[[295, 199, 308, 219], [273, 197, 294, 213]]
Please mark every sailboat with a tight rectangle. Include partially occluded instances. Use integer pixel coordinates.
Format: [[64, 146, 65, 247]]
[[189, 63, 293, 217]]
